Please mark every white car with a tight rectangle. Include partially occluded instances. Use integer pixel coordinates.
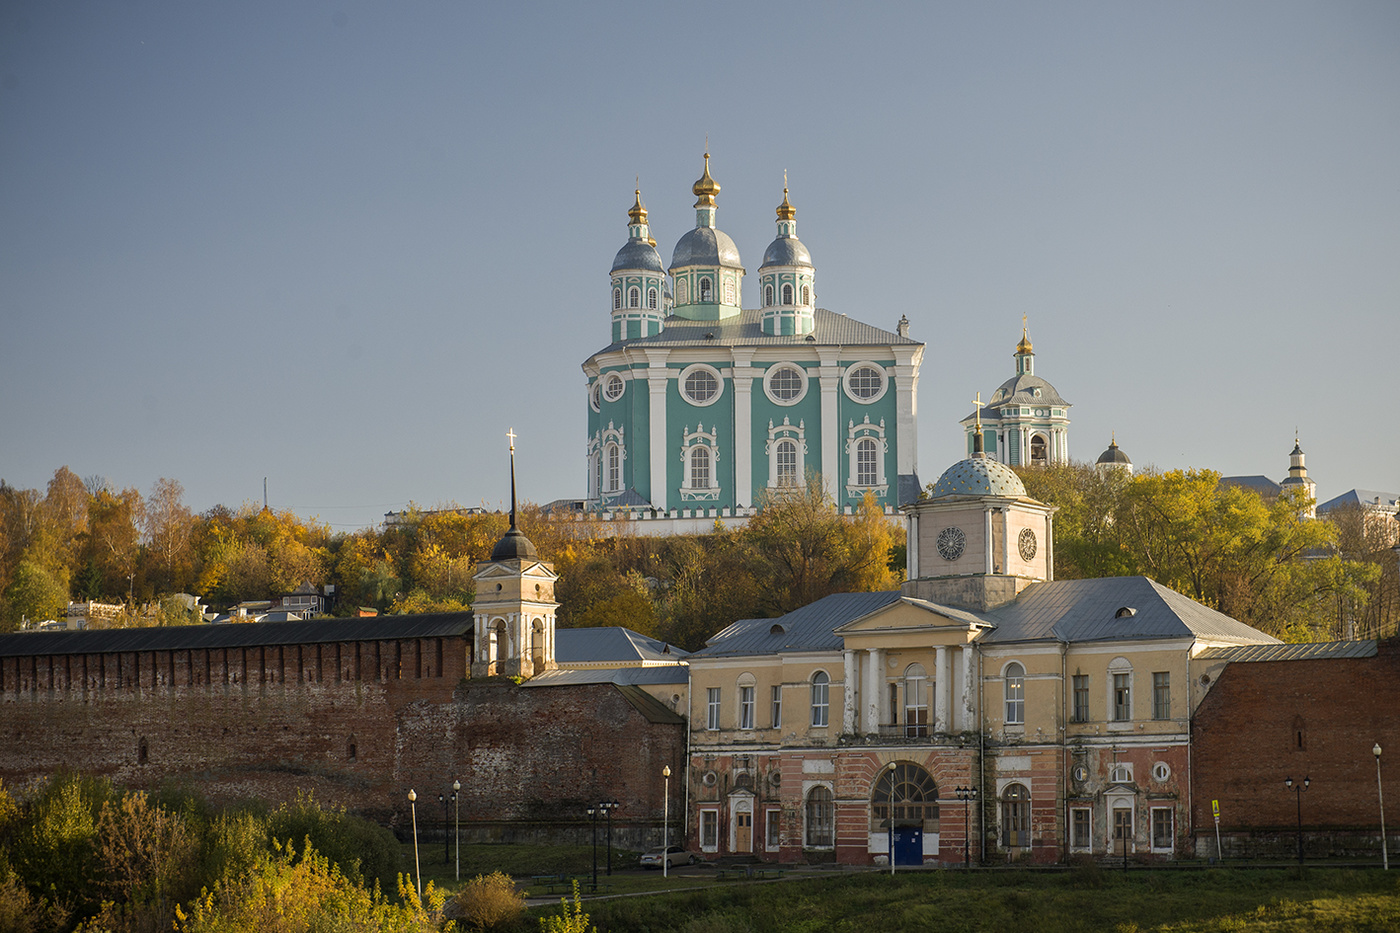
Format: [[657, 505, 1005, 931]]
[[639, 845, 694, 869]]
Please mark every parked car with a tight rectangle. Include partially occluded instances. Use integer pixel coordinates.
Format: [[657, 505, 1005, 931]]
[[639, 845, 694, 869]]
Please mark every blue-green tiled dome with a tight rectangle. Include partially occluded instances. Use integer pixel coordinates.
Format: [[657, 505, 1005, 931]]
[[929, 455, 1026, 499]]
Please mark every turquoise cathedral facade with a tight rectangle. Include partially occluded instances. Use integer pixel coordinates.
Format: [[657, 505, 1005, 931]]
[[583, 155, 925, 517]]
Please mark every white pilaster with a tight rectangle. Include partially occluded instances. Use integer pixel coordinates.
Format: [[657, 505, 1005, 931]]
[[818, 349, 841, 490], [893, 346, 922, 480], [984, 507, 994, 574], [906, 512, 919, 579], [732, 348, 755, 507], [645, 349, 670, 512]]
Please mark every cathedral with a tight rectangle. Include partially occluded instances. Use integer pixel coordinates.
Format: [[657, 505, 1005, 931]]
[[959, 322, 1071, 466], [583, 155, 925, 520]]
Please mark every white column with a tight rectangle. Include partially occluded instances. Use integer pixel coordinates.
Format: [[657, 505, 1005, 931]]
[[818, 349, 841, 492], [934, 646, 949, 732], [645, 350, 670, 512], [842, 649, 857, 734], [864, 648, 883, 733], [984, 508, 994, 574], [959, 646, 976, 731], [732, 349, 755, 508]]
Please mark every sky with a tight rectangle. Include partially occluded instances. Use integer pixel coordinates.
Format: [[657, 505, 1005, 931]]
[[2, 1, 1397, 531]]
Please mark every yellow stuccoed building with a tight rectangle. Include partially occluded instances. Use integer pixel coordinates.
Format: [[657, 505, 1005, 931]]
[[685, 434, 1278, 866]]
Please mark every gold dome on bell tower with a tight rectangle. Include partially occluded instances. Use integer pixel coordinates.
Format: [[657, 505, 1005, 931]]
[[692, 152, 720, 208]]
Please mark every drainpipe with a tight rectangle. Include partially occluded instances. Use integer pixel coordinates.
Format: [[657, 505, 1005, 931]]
[[1060, 637, 1069, 863], [978, 642, 986, 865]]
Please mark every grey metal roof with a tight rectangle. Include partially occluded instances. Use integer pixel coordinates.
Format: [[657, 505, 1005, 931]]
[[670, 226, 742, 269], [981, 577, 1280, 646], [691, 591, 903, 659], [1221, 475, 1283, 497], [555, 627, 689, 665], [522, 665, 689, 688], [961, 374, 1070, 421], [1318, 489, 1399, 514], [591, 308, 921, 356], [897, 473, 923, 507], [928, 455, 1027, 499], [760, 236, 812, 268], [1096, 442, 1131, 465], [1195, 640, 1377, 662], [611, 239, 664, 274], [599, 488, 653, 508], [0, 613, 474, 658]]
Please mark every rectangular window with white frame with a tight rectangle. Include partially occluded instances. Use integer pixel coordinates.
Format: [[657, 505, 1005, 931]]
[[700, 809, 719, 852], [765, 808, 781, 851], [1070, 807, 1092, 851], [1151, 807, 1174, 852], [1152, 672, 1170, 720], [771, 684, 782, 729], [739, 685, 755, 730], [706, 687, 721, 731], [1113, 672, 1132, 721]]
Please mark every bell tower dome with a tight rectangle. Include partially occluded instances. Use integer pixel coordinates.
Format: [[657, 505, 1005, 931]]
[[609, 187, 667, 343], [669, 152, 745, 321], [758, 177, 816, 336]]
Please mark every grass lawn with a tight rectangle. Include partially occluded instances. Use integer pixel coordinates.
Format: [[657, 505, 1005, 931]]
[[576, 866, 1400, 933], [401, 846, 1399, 932]]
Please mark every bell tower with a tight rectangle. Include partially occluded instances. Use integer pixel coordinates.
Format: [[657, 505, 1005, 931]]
[[471, 430, 559, 679]]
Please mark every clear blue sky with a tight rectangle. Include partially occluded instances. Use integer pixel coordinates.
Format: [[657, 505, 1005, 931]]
[[2, 1, 1396, 530]]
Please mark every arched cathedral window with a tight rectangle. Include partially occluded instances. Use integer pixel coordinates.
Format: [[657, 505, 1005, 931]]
[[628, 286, 640, 309], [765, 284, 774, 306], [647, 287, 657, 309], [782, 283, 793, 304]]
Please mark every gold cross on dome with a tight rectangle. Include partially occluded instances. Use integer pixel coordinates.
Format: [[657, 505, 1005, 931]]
[[506, 428, 516, 452], [971, 392, 985, 430]]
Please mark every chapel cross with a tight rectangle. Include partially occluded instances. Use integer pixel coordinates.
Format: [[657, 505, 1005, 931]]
[[506, 428, 517, 452]]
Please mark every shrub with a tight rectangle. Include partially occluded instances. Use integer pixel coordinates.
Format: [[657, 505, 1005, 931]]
[[539, 880, 593, 933], [454, 871, 524, 931], [265, 792, 401, 895]]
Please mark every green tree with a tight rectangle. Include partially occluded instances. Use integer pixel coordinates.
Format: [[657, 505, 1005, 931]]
[[3, 559, 68, 628]]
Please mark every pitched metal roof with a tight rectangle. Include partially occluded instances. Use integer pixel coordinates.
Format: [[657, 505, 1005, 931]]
[[1221, 475, 1283, 497], [613, 683, 687, 724], [522, 666, 689, 688], [0, 613, 474, 658], [691, 591, 903, 658], [982, 577, 1280, 646], [1318, 489, 1399, 513], [590, 307, 920, 356], [555, 627, 689, 665], [1196, 640, 1377, 662]]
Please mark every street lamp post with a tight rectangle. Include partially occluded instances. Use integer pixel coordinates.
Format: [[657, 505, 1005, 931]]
[[438, 792, 452, 864], [662, 765, 672, 879], [587, 806, 598, 892], [1376, 744, 1389, 870], [1285, 776, 1310, 866], [887, 762, 897, 876], [408, 789, 421, 900], [598, 800, 619, 876], [955, 785, 979, 869], [453, 779, 461, 882]]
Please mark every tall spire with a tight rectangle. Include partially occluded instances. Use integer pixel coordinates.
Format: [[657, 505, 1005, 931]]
[[490, 428, 537, 561]]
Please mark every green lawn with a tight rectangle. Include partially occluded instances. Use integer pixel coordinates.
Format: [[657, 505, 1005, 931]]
[[402, 846, 1400, 932]]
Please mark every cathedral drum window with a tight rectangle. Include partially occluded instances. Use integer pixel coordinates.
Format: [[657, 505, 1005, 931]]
[[680, 364, 723, 407], [1018, 527, 1037, 561], [936, 526, 965, 561]]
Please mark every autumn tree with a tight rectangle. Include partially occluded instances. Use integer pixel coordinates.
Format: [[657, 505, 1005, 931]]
[[144, 478, 196, 594]]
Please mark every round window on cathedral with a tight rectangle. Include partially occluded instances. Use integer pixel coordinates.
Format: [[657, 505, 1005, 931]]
[[1018, 528, 1037, 562], [680, 364, 723, 407], [763, 364, 808, 406], [937, 526, 966, 561], [603, 373, 625, 402], [589, 382, 601, 412], [843, 363, 888, 403]]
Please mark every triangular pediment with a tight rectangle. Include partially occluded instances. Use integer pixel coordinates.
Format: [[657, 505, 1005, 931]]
[[473, 561, 559, 583], [834, 597, 992, 640]]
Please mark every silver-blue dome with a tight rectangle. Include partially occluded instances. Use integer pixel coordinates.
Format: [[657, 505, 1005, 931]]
[[929, 456, 1027, 499], [611, 239, 664, 274], [670, 227, 742, 269], [760, 236, 812, 268]]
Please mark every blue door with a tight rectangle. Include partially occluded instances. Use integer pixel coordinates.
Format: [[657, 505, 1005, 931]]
[[892, 827, 923, 866]]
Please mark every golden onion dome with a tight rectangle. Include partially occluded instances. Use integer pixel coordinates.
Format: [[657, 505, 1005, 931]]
[[1016, 321, 1033, 355], [628, 188, 647, 226], [776, 185, 795, 221], [692, 152, 720, 207]]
